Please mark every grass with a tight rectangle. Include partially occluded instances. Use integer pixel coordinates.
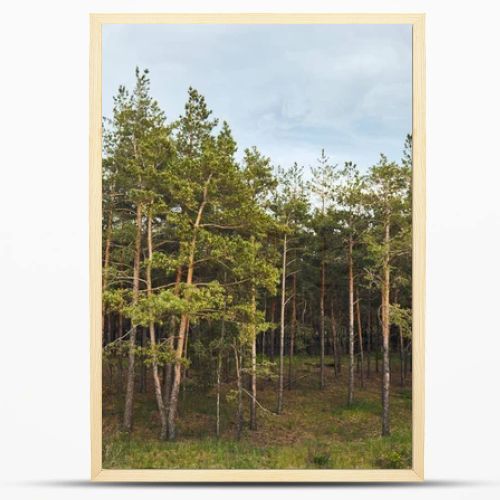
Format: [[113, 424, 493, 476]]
[[103, 355, 412, 469]]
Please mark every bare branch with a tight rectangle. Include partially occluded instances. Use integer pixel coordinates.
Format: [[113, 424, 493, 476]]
[[240, 388, 279, 415]]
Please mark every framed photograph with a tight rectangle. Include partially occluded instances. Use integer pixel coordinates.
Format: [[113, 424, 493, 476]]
[[90, 13, 425, 482]]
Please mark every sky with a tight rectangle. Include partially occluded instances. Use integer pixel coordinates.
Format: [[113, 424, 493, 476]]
[[103, 24, 412, 173]]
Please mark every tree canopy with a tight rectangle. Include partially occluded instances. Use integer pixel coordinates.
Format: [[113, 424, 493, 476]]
[[102, 68, 412, 459]]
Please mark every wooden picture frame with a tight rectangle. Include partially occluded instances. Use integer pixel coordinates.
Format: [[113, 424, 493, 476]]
[[90, 12, 425, 482]]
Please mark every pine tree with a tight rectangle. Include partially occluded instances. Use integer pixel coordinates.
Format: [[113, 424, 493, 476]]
[[366, 153, 411, 435]]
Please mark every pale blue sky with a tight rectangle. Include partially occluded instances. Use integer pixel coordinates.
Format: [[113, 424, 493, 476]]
[[103, 24, 412, 172]]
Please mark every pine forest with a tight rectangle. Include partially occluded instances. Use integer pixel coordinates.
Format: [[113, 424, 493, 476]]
[[102, 68, 413, 470]]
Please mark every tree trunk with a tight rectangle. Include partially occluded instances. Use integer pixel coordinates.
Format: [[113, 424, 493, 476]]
[[269, 298, 276, 360], [117, 313, 124, 393], [163, 363, 172, 407], [355, 288, 365, 389], [320, 260, 326, 389], [277, 233, 287, 414], [381, 219, 391, 436], [102, 205, 113, 343], [234, 345, 243, 440], [249, 283, 257, 430], [348, 235, 354, 406], [367, 293, 372, 378], [261, 294, 267, 356], [399, 326, 405, 387], [167, 318, 188, 441], [146, 211, 168, 440], [167, 174, 212, 440], [139, 329, 147, 393], [123, 203, 142, 432], [216, 313, 225, 438], [163, 266, 182, 409], [330, 299, 340, 377], [181, 320, 190, 401], [288, 271, 297, 389]]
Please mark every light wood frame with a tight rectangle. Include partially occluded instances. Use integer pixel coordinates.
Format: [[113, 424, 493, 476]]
[[90, 12, 425, 482]]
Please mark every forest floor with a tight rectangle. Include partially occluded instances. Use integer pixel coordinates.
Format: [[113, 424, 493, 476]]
[[102, 355, 412, 469]]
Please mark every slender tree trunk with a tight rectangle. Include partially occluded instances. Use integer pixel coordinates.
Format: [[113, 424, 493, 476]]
[[167, 174, 212, 440], [234, 345, 243, 440], [216, 353, 222, 438], [348, 235, 354, 406], [320, 260, 326, 389], [277, 233, 287, 414], [381, 219, 391, 436], [261, 294, 267, 357], [107, 314, 114, 386], [367, 293, 372, 378], [167, 315, 188, 441], [146, 211, 168, 440], [216, 313, 225, 438], [163, 266, 182, 409], [102, 205, 113, 342], [117, 313, 124, 393], [356, 288, 365, 389], [330, 299, 340, 377], [249, 282, 257, 430], [181, 321, 190, 402], [139, 329, 147, 393], [399, 326, 405, 387], [269, 298, 276, 360], [123, 203, 142, 432], [163, 363, 172, 406], [288, 271, 297, 389]]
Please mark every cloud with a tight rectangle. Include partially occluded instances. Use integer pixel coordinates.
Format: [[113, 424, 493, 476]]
[[103, 23, 412, 171]]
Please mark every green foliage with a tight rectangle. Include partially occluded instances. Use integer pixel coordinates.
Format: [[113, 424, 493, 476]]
[[149, 252, 180, 274], [102, 67, 413, 459], [241, 358, 278, 380], [103, 289, 130, 312], [124, 290, 186, 325], [390, 304, 412, 338], [141, 342, 178, 367]]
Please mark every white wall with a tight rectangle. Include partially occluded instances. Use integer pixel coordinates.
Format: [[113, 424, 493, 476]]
[[1, 1, 499, 498]]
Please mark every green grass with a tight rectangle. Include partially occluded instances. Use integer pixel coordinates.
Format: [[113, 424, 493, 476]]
[[103, 355, 412, 469]]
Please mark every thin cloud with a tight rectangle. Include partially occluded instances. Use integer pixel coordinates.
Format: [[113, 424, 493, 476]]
[[103, 23, 412, 171]]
